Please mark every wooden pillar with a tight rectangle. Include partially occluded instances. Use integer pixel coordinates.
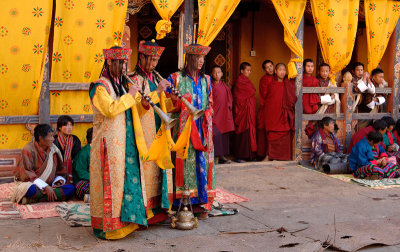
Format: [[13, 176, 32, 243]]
[[178, 0, 194, 69], [294, 17, 304, 161], [39, 50, 50, 124], [342, 72, 353, 150], [392, 19, 400, 121]]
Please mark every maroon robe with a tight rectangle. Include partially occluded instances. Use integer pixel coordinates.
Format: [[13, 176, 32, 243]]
[[303, 75, 320, 114], [318, 77, 334, 114], [232, 74, 257, 158], [347, 126, 375, 154], [257, 74, 273, 157], [212, 80, 235, 157], [264, 78, 297, 160]]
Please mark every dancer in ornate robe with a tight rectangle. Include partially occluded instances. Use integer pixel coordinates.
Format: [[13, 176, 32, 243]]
[[167, 44, 215, 218], [264, 63, 297, 160], [54, 115, 81, 184], [232, 62, 257, 162], [89, 46, 147, 240], [127, 40, 173, 217], [12, 124, 74, 204], [257, 60, 274, 159], [211, 65, 234, 164]]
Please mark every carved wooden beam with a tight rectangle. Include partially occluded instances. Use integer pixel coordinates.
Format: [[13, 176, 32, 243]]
[[353, 113, 391, 120], [303, 113, 345, 121], [49, 82, 90, 91], [49, 114, 93, 123], [303, 87, 345, 94], [0, 114, 93, 124]]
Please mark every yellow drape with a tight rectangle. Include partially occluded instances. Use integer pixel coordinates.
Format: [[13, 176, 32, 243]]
[[271, 0, 306, 79], [311, 0, 360, 84], [151, 0, 184, 40], [197, 0, 240, 46], [365, 0, 400, 73], [0, 0, 53, 149], [50, 0, 127, 142]]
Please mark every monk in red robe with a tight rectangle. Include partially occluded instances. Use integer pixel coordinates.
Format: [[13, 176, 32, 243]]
[[347, 119, 387, 154], [232, 62, 257, 162], [257, 60, 274, 159], [264, 63, 297, 160], [303, 59, 320, 114], [211, 65, 235, 164]]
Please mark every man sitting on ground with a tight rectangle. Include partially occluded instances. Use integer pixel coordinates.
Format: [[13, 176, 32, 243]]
[[349, 131, 399, 179], [347, 119, 387, 154], [12, 124, 75, 204], [73, 127, 92, 200], [310, 117, 343, 168]]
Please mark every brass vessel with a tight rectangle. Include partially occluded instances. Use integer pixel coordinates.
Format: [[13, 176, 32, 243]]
[[171, 186, 198, 230]]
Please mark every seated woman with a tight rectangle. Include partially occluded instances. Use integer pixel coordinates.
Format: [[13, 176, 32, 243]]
[[73, 127, 92, 200], [382, 116, 400, 164], [349, 131, 399, 179], [12, 124, 75, 204], [310, 117, 347, 172]]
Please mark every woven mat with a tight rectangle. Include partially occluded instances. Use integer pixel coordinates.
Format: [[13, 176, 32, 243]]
[[0, 198, 21, 219], [56, 203, 91, 227], [215, 187, 249, 204], [298, 162, 400, 190]]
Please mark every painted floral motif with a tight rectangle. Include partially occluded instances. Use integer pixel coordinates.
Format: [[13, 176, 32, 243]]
[[22, 64, 31, 72], [94, 53, 103, 63], [393, 4, 400, 13], [115, 0, 125, 6], [51, 91, 61, 97], [84, 71, 91, 79], [22, 133, 30, 141], [87, 2, 95, 10], [328, 8, 335, 17], [9, 8, 18, 17], [0, 26, 8, 37], [32, 80, 38, 89], [86, 37, 94, 45], [96, 19, 106, 29], [348, 24, 353, 31], [113, 31, 122, 41], [369, 31, 375, 39], [105, 37, 112, 45], [107, 2, 114, 10], [0, 134, 8, 145], [53, 52, 62, 63], [334, 24, 342, 32], [199, 0, 206, 7], [385, 18, 390, 25], [326, 37, 334, 46], [62, 104, 72, 114], [318, 2, 326, 11], [64, 35, 73, 45], [32, 44, 43, 54], [55, 17, 63, 27], [32, 6, 44, 18], [0, 64, 8, 74], [21, 99, 30, 107], [197, 29, 205, 39], [22, 27, 31, 35], [288, 16, 296, 25], [376, 17, 383, 26], [158, 0, 168, 9], [64, 0, 75, 10], [387, 32, 392, 39], [369, 3, 376, 11], [354, 8, 359, 16], [314, 17, 320, 25], [63, 70, 72, 80], [83, 104, 91, 112], [0, 100, 8, 109]]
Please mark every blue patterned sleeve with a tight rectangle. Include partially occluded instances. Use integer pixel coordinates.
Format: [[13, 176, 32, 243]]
[[166, 74, 174, 94]]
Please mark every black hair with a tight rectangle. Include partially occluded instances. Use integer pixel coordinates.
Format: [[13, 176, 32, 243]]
[[134, 40, 162, 87], [183, 54, 206, 78], [395, 119, 400, 137], [99, 46, 127, 97], [57, 115, 74, 131], [240, 62, 251, 71], [371, 68, 384, 76], [275, 63, 287, 70], [352, 62, 364, 71], [319, 63, 330, 70], [321, 116, 335, 128], [303, 59, 314, 68], [372, 119, 387, 131], [34, 124, 54, 142], [86, 127, 93, 145], [211, 65, 222, 72], [382, 116, 395, 128], [262, 60, 274, 69], [366, 131, 383, 144]]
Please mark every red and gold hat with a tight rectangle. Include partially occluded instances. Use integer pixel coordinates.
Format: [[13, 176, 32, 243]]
[[138, 39, 165, 57], [103, 46, 132, 60], [184, 44, 211, 56]]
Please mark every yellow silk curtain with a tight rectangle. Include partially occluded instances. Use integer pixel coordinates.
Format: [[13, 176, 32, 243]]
[[50, 0, 127, 141], [0, 0, 53, 149], [311, 0, 359, 84], [197, 0, 240, 46], [271, 0, 306, 79], [151, 0, 184, 40], [365, 0, 400, 73]]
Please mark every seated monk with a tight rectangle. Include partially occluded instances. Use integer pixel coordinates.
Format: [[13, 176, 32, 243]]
[[310, 117, 344, 167], [349, 131, 399, 179], [347, 119, 387, 154], [73, 127, 92, 200], [12, 124, 74, 204]]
